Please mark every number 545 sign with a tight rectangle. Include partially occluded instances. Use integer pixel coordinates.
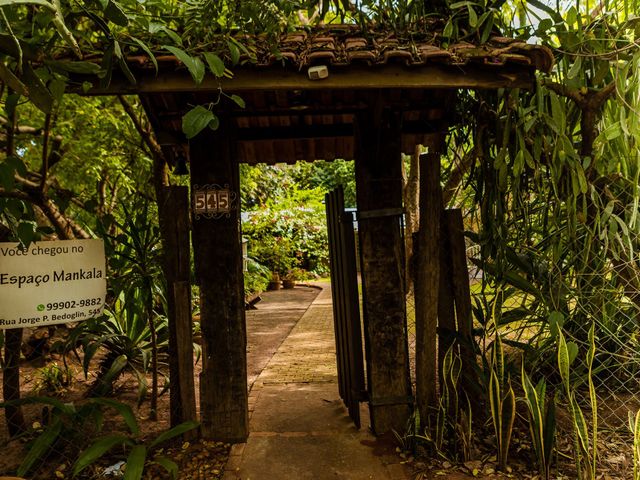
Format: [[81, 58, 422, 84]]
[[193, 184, 237, 219]]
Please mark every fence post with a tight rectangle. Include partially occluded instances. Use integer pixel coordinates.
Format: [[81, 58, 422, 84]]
[[414, 133, 446, 428], [444, 208, 480, 400], [159, 186, 197, 433]]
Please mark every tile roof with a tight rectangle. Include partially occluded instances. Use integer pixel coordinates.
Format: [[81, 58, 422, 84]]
[[129, 27, 554, 74]]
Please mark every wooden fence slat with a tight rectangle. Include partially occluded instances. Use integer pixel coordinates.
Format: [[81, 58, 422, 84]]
[[437, 211, 456, 390], [173, 280, 197, 438], [445, 208, 480, 399], [414, 133, 445, 428], [160, 185, 196, 429]]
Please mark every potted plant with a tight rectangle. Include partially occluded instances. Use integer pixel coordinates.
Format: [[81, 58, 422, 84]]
[[282, 268, 307, 289], [267, 271, 281, 290], [282, 274, 295, 289]]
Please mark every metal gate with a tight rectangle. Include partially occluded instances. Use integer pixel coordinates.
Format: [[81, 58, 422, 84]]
[[325, 187, 366, 428]]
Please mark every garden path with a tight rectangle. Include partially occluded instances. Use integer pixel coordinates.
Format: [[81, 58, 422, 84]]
[[224, 282, 411, 480]]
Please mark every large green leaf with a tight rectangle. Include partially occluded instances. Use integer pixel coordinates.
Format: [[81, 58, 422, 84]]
[[22, 63, 52, 113], [51, 0, 81, 58], [162, 46, 205, 84], [73, 435, 133, 476], [123, 444, 146, 480], [0, 62, 27, 94], [182, 105, 216, 139], [203, 52, 225, 77], [149, 420, 199, 448], [17, 418, 62, 476], [130, 37, 158, 74], [46, 60, 102, 74], [89, 398, 139, 435], [558, 330, 571, 395], [94, 354, 129, 395], [105, 0, 128, 26], [152, 457, 178, 479]]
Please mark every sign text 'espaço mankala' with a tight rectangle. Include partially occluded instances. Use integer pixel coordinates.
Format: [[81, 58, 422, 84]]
[[0, 239, 107, 329]]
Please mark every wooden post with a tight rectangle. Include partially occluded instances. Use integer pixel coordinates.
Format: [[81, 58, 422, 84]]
[[159, 186, 197, 433], [0, 224, 25, 437], [3, 328, 25, 437], [445, 208, 480, 398], [354, 96, 412, 435], [190, 122, 248, 442], [437, 212, 456, 389], [414, 134, 445, 428]]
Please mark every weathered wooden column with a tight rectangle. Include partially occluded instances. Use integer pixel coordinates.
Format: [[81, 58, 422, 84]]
[[190, 120, 248, 442], [355, 95, 412, 435], [159, 186, 197, 434], [415, 133, 446, 427], [444, 208, 480, 401]]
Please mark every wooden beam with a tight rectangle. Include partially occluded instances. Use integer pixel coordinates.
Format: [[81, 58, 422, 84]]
[[190, 120, 248, 442], [355, 94, 412, 435], [82, 63, 534, 96], [232, 120, 446, 143], [237, 124, 354, 141], [414, 134, 445, 428]]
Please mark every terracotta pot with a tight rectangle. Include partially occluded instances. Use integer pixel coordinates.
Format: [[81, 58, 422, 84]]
[[282, 279, 295, 289], [267, 281, 281, 290]]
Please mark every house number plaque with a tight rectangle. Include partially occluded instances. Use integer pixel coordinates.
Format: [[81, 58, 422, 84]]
[[193, 184, 237, 219]]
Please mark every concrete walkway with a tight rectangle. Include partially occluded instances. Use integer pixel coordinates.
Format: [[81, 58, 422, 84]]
[[224, 284, 411, 480]]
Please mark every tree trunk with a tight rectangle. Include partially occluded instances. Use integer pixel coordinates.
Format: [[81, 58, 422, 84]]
[[2, 94, 26, 437]]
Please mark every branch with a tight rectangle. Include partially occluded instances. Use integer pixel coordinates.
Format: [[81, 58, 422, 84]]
[[443, 148, 476, 207], [40, 113, 52, 192], [0, 187, 89, 239], [543, 80, 585, 106], [0, 116, 42, 136], [117, 95, 165, 162], [592, 80, 617, 108], [0, 188, 31, 201], [5, 95, 16, 156], [47, 135, 67, 170], [118, 95, 169, 194]]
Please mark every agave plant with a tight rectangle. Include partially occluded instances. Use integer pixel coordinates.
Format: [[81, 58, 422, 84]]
[[63, 288, 169, 402]]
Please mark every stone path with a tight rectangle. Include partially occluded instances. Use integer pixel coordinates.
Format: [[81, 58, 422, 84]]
[[224, 283, 411, 480], [245, 286, 321, 389]]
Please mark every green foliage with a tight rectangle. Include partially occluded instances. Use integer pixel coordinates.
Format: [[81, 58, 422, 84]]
[[466, 0, 640, 395], [558, 326, 597, 480], [488, 334, 515, 471], [243, 180, 330, 277], [73, 418, 199, 479], [629, 409, 640, 480], [0, 396, 139, 478], [411, 346, 472, 462], [521, 367, 556, 479], [62, 292, 168, 400], [244, 256, 270, 296], [32, 362, 74, 395]]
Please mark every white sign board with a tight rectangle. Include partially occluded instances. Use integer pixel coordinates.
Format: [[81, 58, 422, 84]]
[[0, 239, 106, 329]]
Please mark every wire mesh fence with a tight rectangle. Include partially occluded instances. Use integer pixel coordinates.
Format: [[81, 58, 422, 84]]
[[405, 235, 640, 476]]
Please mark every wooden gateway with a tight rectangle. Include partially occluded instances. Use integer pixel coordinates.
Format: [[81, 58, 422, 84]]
[[90, 28, 553, 442]]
